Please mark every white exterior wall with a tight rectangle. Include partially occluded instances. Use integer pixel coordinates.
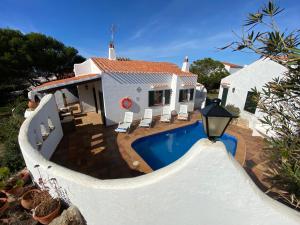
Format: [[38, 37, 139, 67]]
[[224, 64, 243, 74], [54, 88, 79, 108], [18, 96, 300, 225], [170, 75, 179, 111], [101, 74, 171, 125], [74, 59, 101, 76], [229, 67, 242, 74], [218, 58, 287, 126], [20, 95, 63, 160], [101, 74, 197, 126], [195, 85, 207, 109]]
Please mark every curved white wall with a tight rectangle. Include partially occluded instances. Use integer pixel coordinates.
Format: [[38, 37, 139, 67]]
[[19, 95, 300, 225]]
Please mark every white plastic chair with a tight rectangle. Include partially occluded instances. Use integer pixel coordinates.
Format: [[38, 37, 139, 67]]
[[160, 106, 171, 123], [139, 109, 153, 128], [177, 105, 189, 120], [115, 112, 133, 133]]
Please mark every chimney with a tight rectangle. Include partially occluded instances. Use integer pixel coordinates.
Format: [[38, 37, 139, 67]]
[[108, 42, 116, 60], [181, 56, 189, 72]]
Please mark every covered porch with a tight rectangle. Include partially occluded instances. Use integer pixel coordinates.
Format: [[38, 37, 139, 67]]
[[31, 73, 107, 126]]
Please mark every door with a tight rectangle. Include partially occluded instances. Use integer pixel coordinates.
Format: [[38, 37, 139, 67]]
[[98, 91, 106, 126], [92, 88, 99, 113], [221, 88, 228, 107]]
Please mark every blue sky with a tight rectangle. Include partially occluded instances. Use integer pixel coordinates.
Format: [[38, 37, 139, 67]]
[[1, 0, 299, 66]]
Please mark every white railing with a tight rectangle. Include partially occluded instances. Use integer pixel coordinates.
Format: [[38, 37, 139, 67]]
[[18, 94, 300, 225]]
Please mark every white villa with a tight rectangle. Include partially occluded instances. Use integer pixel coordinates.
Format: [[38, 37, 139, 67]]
[[218, 58, 287, 136], [30, 44, 198, 126], [18, 44, 300, 225]]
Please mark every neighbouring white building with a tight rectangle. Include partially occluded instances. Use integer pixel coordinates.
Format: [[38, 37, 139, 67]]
[[218, 58, 287, 135], [222, 61, 244, 74], [30, 44, 199, 126]]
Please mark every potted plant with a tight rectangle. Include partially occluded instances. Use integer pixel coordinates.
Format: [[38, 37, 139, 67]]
[[32, 191, 61, 225], [21, 188, 41, 210], [3, 176, 24, 196]]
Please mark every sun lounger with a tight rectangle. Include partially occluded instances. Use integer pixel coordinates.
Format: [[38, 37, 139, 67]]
[[115, 112, 133, 133], [177, 104, 189, 120], [160, 106, 171, 123], [139, 109, 153, 128]]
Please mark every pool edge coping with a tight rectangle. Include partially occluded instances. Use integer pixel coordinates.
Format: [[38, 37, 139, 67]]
[[117, 112, 246, 174]]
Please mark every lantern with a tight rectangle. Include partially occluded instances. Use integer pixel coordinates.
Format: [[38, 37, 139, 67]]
[[201, 98, 237, 140]]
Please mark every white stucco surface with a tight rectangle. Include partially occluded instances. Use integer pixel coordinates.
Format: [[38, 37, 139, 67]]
[[19, 94, 300, 225], [101, 73, 196, 125], [219, 58, 287, 133], [74, 58, 101, 75]]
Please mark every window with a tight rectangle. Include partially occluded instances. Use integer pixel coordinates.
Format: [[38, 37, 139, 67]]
[[179, 89, 194, 102], [149, 90, 171, 107], [244, 91, 258, 114], [179, 89, 189, 102]]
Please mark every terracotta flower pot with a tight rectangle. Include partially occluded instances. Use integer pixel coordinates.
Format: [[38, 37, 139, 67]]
[[33, 200, 61, 225], [21, 189, 41, 210]]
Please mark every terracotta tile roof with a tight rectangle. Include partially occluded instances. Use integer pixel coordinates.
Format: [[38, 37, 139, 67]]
[[91, 57, 194, 76], [33, 74, 100, 92], [222, 62, 243, 68]]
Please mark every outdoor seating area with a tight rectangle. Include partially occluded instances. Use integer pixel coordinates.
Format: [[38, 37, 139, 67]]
[[50, 103, 252, 179], [116, 104, 190, 134]]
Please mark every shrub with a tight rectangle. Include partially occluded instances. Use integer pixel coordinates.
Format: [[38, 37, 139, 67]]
[[222, 0, 300, 208], [0, 97, 26, 172], [225, 104, 240, 117]]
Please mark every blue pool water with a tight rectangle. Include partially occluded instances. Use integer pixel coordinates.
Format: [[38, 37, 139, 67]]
[[132, 121, 237, 170]]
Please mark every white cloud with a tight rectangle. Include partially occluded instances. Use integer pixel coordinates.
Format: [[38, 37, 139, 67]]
[[119, 31, 235, 60]]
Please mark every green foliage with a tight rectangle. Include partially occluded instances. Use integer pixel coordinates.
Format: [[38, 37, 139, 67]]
[[0, 167, 10, 189], [0, 97, 27, 172], [225, 104, 240, 117], [0, 28, 85, 89], [224, 0, 300, 208], [190, 58, 229, 91]]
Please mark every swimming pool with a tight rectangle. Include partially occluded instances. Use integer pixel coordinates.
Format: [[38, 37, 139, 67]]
[[132, 121, 237, 170]]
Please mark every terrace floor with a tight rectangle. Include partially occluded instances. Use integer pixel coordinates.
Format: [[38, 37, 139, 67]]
[[51, 104, 249, 180], [51, 106, 144, 179]]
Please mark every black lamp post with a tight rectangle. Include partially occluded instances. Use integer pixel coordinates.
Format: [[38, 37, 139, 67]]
[[201, 98, 237, 141]]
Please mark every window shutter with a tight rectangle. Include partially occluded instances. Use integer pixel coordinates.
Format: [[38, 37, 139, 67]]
[[164, 90, 171, 105], [190, 89, 194, 101], [179, 90, 183, 102], [149, 91, 154, 107]]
